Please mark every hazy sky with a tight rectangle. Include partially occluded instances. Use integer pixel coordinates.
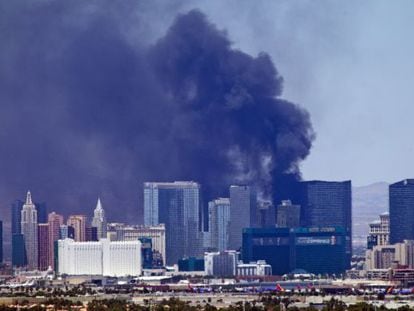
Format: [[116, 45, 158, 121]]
[[140, 0, 414, 186]]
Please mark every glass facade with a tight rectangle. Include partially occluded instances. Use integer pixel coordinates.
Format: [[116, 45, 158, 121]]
[[11, 200, 24, 265], [229, 185, 257, 250], [242, 226, 347, 275], [139, 237, 153, 269], [242, 228, 291, 276], [389, 179, 414, 243], [36, 202, 48, 224], [143, 183, 159, 226], [294, 180, 352, 268], [12, 233, 26, 267], [60, 225, 75, 239], [178, 257, 204, 271], [143, 182, 202, 265], [208, 198, 230, 251], [11, 200, 23, 235], [292, 227, 346, 275]]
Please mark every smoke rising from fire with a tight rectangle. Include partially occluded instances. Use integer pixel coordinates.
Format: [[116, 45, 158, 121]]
[[0, 1, 314, 220]]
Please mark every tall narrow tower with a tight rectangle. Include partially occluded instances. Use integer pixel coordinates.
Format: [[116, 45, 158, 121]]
[[48, 212, 63, 269], [229, 185, 257, 251], [91, 198, 107, 240], [21, 191, 38, 270], [389, 179, 414, 244]]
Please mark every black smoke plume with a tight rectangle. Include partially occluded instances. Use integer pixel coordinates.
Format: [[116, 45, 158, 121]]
[[0, 1, 314, 223]]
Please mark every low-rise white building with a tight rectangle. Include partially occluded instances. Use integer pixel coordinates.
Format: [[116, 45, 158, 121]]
[[237, 260, 272, 276], [204, 251, 238, 277], [57, 238, 141, 276]]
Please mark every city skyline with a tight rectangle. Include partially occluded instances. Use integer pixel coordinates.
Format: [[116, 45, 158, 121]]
[[2, 2, 414, 306], [0, 177, 412, 274]]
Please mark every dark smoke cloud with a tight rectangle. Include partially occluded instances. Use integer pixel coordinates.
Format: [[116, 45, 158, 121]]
[[0, 1, 314, 223]]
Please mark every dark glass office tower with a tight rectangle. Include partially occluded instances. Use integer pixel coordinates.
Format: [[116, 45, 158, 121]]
[[242, 227, 291, 275], [11, 200, 24, 266], [389, 179, 414, 244], [242, 226, 347, 275], [292, 227, 347, 275], [293, 180, 352, 267], [12, 234, 26, 267], [36, 202, 48, 224], [11, 200, 24, 235]]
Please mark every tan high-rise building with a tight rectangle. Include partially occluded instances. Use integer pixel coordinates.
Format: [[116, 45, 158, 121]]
[[365, 240, 414, 270], [114, 224, 166, 265], [367, 212, 390, 249], [48, 212, 63, 269], [67, 215, 87, 242]]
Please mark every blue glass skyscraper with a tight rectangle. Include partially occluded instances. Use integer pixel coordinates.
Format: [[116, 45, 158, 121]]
[[11, 199, 23, 235], [144, 181, 202, 265], [293, 180, 352, 267], [208, 198, 230, 251], [11, 199, 24, 267], [242, 226, 347, 275], [389, 179, 414, 244], [12, 234, 26, 267]]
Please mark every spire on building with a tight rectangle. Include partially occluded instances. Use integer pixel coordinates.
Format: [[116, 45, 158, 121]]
[[92, 197, 107, 240], [95, 197, 103, 211], [26, 190, 32, 205]]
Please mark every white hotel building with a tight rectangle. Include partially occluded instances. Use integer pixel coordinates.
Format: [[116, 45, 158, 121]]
[[57, 238, 141, 276]]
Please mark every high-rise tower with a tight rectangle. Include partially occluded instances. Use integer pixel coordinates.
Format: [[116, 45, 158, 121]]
[[11, 200, 24, 236], [48, 212, 64, 269], [38, 223, 49, 270], [143, 181, 202, 265], [21, 191, 38, 270], [293, 180, 352, 267], [91, 198, 107, 240], [11, 199, 25, 266], [229, 185, 257, 250], [389, 179, 414, 244], [208, 198, 231, 252]]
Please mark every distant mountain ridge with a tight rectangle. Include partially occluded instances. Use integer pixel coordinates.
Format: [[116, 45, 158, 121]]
[[353, 182, 389, 243]]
